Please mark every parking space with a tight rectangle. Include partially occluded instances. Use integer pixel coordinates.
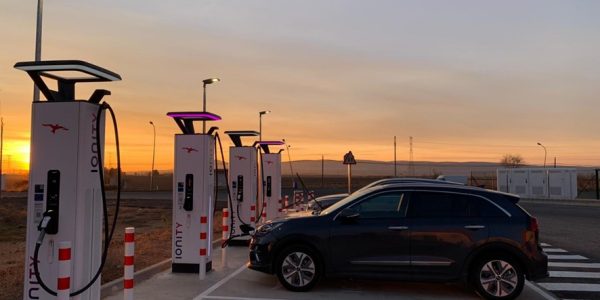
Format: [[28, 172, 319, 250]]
[[104, 244, 556, 300]]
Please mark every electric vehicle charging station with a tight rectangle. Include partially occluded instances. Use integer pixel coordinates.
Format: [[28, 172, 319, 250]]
[[15, 60, 122, 300], [255, 141, 285, 221], [167, 112, 220, 273], [224, 131, 259, 244]]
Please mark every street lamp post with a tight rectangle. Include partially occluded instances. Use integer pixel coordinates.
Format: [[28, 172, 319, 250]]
[[537, 142, 547, 168], [202, 78, 220, 133], [259, 110, 271, 141], [149, 121, 156, 191], [33, 0, 44, 102], [282, 139, 295, 189]]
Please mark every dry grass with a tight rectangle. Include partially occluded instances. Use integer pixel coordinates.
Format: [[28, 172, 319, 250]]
[[0, 198, 176, 300], [0, 197, 227, 300]]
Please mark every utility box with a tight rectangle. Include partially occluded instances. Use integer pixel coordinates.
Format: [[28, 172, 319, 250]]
[[497, 169, 509, 193], [256, 141, 285, 221], [497, 168, 577, 200], [509, 169, 529, 197], [225, 131, 259, 243], [528, 169, 548, 198], [167, 112, 220, 273], [16, 60, 121, 300], [548, 168, 578, 199]]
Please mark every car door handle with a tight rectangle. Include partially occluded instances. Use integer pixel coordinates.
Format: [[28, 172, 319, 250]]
[[464, 225, 486, 230], [388, 226, 409, 231]]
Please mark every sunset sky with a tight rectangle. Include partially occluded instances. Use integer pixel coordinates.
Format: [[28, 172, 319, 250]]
[[1, 0, 600, 172]]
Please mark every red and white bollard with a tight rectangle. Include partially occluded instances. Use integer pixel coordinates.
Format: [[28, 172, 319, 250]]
[[261, 200, 267, 223], [199, 215, 208, 280], [294, 192, 304, 212], [278, 198, 283, 216], [57, 241, 71, 300], [124, 227, 135, 300], [284, 195, 289, 214], [222, 208, 229, 268], [250, 205, 256, 225]]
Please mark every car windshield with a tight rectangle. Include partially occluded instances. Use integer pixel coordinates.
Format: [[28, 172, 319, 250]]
[[320, 187, 379, 215]]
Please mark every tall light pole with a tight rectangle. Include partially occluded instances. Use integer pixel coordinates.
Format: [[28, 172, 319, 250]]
[[282, 139, 295, 189], [149, 121, 156, 191], [537, 142, 547, 168], [394, 136, 397, 177], [259, 110, 271, 141], [33, 0, 44, 102], [202, 78, 220, 133]]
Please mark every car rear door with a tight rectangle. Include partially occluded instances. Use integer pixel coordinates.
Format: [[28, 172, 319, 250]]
[[407, 191, 489, 280], [328, 191, 410, 277]]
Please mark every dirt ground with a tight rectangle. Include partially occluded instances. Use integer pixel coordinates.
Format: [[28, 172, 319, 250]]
[[0, 197, 224, 300]]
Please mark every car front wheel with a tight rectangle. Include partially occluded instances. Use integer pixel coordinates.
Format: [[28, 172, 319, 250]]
[[473, 256, 525, 300], [275, 245, 321, 292]]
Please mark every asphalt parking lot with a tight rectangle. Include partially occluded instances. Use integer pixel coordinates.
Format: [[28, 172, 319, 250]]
[[102, 242, 556, 300]]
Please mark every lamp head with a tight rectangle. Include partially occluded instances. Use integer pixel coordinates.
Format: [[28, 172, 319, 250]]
[[203, 78, 220, 85], [259, 110, 271, 116]]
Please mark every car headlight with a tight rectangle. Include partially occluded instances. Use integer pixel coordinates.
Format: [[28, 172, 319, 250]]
[[256, 222, 283, 235]]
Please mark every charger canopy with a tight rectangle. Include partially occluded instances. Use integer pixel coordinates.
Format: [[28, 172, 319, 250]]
[[224, 131, 259, 147], [167, 111, 221, 134], [254, 140, 285, 153], [14, 60, 121, 103]]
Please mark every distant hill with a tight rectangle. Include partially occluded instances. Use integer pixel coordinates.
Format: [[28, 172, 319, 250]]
[[282, 159, 503, 177]]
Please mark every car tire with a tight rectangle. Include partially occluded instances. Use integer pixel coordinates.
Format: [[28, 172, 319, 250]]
[[275, 245, 322, 292], [472, 255, 525, 300]]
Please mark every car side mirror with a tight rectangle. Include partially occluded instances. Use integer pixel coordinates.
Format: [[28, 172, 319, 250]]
[[338, 208, 360, 223]]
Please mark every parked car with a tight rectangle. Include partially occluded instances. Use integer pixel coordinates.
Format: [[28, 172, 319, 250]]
[[249, 183, 548, 300], [307, 177, 464, 211]]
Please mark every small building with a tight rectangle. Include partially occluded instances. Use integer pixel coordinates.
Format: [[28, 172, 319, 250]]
[[497, 168, 577, 199]]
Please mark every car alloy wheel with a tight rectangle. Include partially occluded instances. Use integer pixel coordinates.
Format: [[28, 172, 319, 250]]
[[281, 251, 316, 288], [479, 259, 519, 298]]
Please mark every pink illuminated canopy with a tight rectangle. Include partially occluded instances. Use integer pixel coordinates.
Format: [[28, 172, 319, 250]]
[[166, 111, 221, 121]]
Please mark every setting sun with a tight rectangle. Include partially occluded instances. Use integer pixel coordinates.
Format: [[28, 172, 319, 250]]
[[3, 139, 30, 172]]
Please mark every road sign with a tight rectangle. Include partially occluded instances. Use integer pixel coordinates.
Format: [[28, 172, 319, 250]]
[[343, 151, 356, 165]]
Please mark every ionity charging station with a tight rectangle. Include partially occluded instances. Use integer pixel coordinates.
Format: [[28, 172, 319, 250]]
[[256, 141, 285, 221], [15, 60, 122, 300], [167, 112, 220, 273], [224, 131, 259, 243]]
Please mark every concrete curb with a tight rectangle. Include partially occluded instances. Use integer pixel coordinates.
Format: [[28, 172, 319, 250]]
[[525, 280, 560, 300], [521, 198, 600, 206], [101, 258, 172, 297], [101, 238, 224, 298]]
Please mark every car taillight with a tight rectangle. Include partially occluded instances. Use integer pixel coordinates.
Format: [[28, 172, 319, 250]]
[[529, 217, 539, 233], [527, 217, 540, 245]]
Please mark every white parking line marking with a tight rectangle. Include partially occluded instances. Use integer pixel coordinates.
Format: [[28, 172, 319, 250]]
[[537, 283, 600, 292], [547, 255, 588, 260], [193, 264, 247, 300], [548, 262, 600, 269], [543, 248, 568, 253], [203, 296, 286, 300], [524, 281, 559, 300], [541, 243, 552, 247], [549, 271, 600, 279]]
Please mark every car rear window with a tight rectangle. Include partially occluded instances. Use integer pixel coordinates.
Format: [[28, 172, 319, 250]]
[[409, 191, 474, 218]]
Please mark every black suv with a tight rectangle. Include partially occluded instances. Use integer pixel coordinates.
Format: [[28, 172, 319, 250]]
[[249, 183, 548, 300]]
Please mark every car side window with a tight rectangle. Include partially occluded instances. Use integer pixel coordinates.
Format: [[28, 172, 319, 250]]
[[408, 191, 479, 218], [476, 197, 508, 217], [352, 192, 405, 218]]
